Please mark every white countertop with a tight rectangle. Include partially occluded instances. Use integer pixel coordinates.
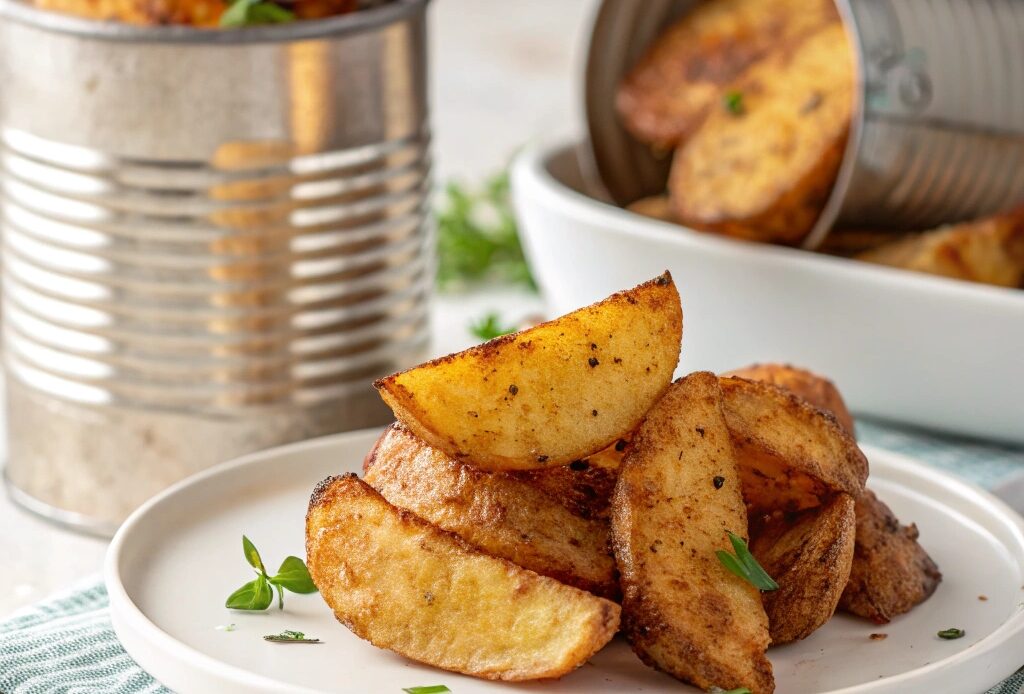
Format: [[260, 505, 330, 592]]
[[0, 0, 591, 617]]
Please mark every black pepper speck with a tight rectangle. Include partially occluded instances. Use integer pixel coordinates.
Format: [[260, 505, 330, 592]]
[[588, 357, 599, 368]]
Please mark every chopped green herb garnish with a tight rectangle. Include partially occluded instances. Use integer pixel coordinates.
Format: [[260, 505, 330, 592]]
[[220, 0, 294, 27], [937, 627, 965, 640], [402, 687, 451, 694], [437, 172, 536, 292], [723, 90, 745, 115], [225, 536, 317, 611], [716, 531, 778, 591], [710, 688, 753, 694], [215, 623, 237, 632], [263, 630, 321, 644], [469, 312, 517, 341]]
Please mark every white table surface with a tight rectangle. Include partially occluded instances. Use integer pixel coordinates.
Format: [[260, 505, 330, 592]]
[[0, 0, 591, 618]]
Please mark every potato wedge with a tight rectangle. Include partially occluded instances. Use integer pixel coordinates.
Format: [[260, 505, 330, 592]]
[[626, 195, 677, 223], [723, 363, 855, 436], [719, 376, 867, 513], [750, 494, 856, 644], [374, 272, 682, 471], [306, 474, 620, 681], [616, 0, 839, 149], [510, 458, 620, 523], [612, 372, 773, 693], [857, 206, 1024, 289], [669, 22, 854, 245], [364, 424, 618, 599], [840, 489, 942, 624]]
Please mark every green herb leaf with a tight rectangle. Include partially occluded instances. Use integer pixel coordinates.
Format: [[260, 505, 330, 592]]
[[710, 688, 753, 694], [716, 531, 778, 591], [270, 556, 318, 594], [468, 312, 517, 341], [938, 627, 965, 640], [225, 575, 274, 610], [242, 535, 266, 574], [263, 629, 321, 643], [723, 90, 745, 115], [436, 172, 536, 292], [402, 687, 451, 694], [219, 0, 294, 27]]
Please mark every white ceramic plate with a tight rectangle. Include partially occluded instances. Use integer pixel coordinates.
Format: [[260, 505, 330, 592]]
[[106, 428, 1024, 694], [510, 143, 1024, 445]]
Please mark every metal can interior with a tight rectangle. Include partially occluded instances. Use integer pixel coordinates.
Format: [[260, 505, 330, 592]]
[[0, 0, 432, 534]]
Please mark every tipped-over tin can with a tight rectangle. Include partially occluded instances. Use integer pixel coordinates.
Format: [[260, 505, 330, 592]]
[[0, 0, 432, 534], [585, 0, 1024, 248]]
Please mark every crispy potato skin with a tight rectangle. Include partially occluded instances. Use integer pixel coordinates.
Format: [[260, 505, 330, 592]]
[[375, 272, 682, 471], [723, 363, 855, 436], [617, 0, 839, 149], [719, 376, 867, 513], [33, 0, 355, 26], [839, 489, 942, 624], [750, 494, 856, 644], [306, 474, 620, 681], [612, 372, 773, 694], [669, 23, 854, 245], [857, 206, 1024, 288], [364, 424, 619, 599]]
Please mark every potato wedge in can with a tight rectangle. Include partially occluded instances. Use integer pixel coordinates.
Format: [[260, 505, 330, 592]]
[[719, 376, 868, 513], [364, 424, 618, 598], [612, 372, 773, 693], [750, 493, 856, 644], [306, 474, 620, 681], [374, 272, 682, 471]]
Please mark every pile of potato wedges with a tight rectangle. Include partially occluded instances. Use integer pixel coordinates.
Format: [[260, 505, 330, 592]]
[[305, 272, 940, 693], [618, 0, 1024, 290]]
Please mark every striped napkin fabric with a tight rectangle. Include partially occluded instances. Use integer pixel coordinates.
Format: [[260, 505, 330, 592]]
[[1, 418, 1023, 694]]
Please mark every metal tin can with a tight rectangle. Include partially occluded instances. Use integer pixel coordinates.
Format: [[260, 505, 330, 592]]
[[0, 0, 432, 535], [584, 0, 1024, 248]]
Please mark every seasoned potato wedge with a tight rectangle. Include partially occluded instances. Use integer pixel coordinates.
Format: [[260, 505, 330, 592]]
[[616, 0, 839, 149], [857, 206, 1024, 289], [840, 490, 942, 624], [719, 376, 867, 513], [750, 494, 856, 644], [612, 372, 773, 694], [34, 0, 354, 26], [364, 424, 618, 599], [511, 458, 620, 522], [723, 363, 855, 435], [306, 474, 620, 681], [375, 272, 682, 471], [669, 23, 854, 245]]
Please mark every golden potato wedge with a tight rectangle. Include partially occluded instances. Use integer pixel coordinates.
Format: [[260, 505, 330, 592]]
[[669, 23, 854, 245], [510, 458, 620, 523], [363, 424, 618, 599], [719, 376, 868, 514], [616, 0, 839, 149], [374, 272, 682, 471], [840, 489, 942, 624], [750, 494, 856, 644], [612, 372, 773, 694], [34, 0, 354, 26], [626, 195, 677, 223], [857, 206, 1024, 289], [306, 474, 620, 681], [723, 363, 855, 436]]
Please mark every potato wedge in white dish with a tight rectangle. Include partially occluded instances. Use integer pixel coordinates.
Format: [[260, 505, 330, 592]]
[[511, 144, 1024, 445]]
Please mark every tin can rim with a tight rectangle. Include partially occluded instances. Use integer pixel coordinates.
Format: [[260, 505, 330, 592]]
[[0, 0, 428, 43]]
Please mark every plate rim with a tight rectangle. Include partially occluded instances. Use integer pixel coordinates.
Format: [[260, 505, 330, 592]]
[[105, 429, 1024, 694]]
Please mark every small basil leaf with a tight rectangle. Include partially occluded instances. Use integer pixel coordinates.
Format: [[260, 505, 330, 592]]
[[270, 556, 318, 594], [219, 0, 256, 26], [242, 536, 266, 574], [247, 2, 294, 23], [225, 575, 273, 610]]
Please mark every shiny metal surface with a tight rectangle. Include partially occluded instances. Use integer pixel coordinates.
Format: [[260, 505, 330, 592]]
[[585, 0, 1024, 248], [0, 0, 432, 531]]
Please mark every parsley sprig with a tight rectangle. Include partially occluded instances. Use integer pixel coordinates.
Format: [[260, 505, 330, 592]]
[[469, 312, 517, 341], [225, 536, 317, 611], [436, 172, 536, 292], [220, 0, 294, 27], [937, 627, 965, 640], [716, 531, 778, 591], [264, 629, 321, 644]]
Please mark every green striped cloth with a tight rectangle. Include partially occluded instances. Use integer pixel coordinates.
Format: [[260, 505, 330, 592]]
[[1, 419, 1022, 694]]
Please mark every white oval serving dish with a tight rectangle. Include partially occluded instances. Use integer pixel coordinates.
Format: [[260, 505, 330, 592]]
[[511, 143, 1024, 445]]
